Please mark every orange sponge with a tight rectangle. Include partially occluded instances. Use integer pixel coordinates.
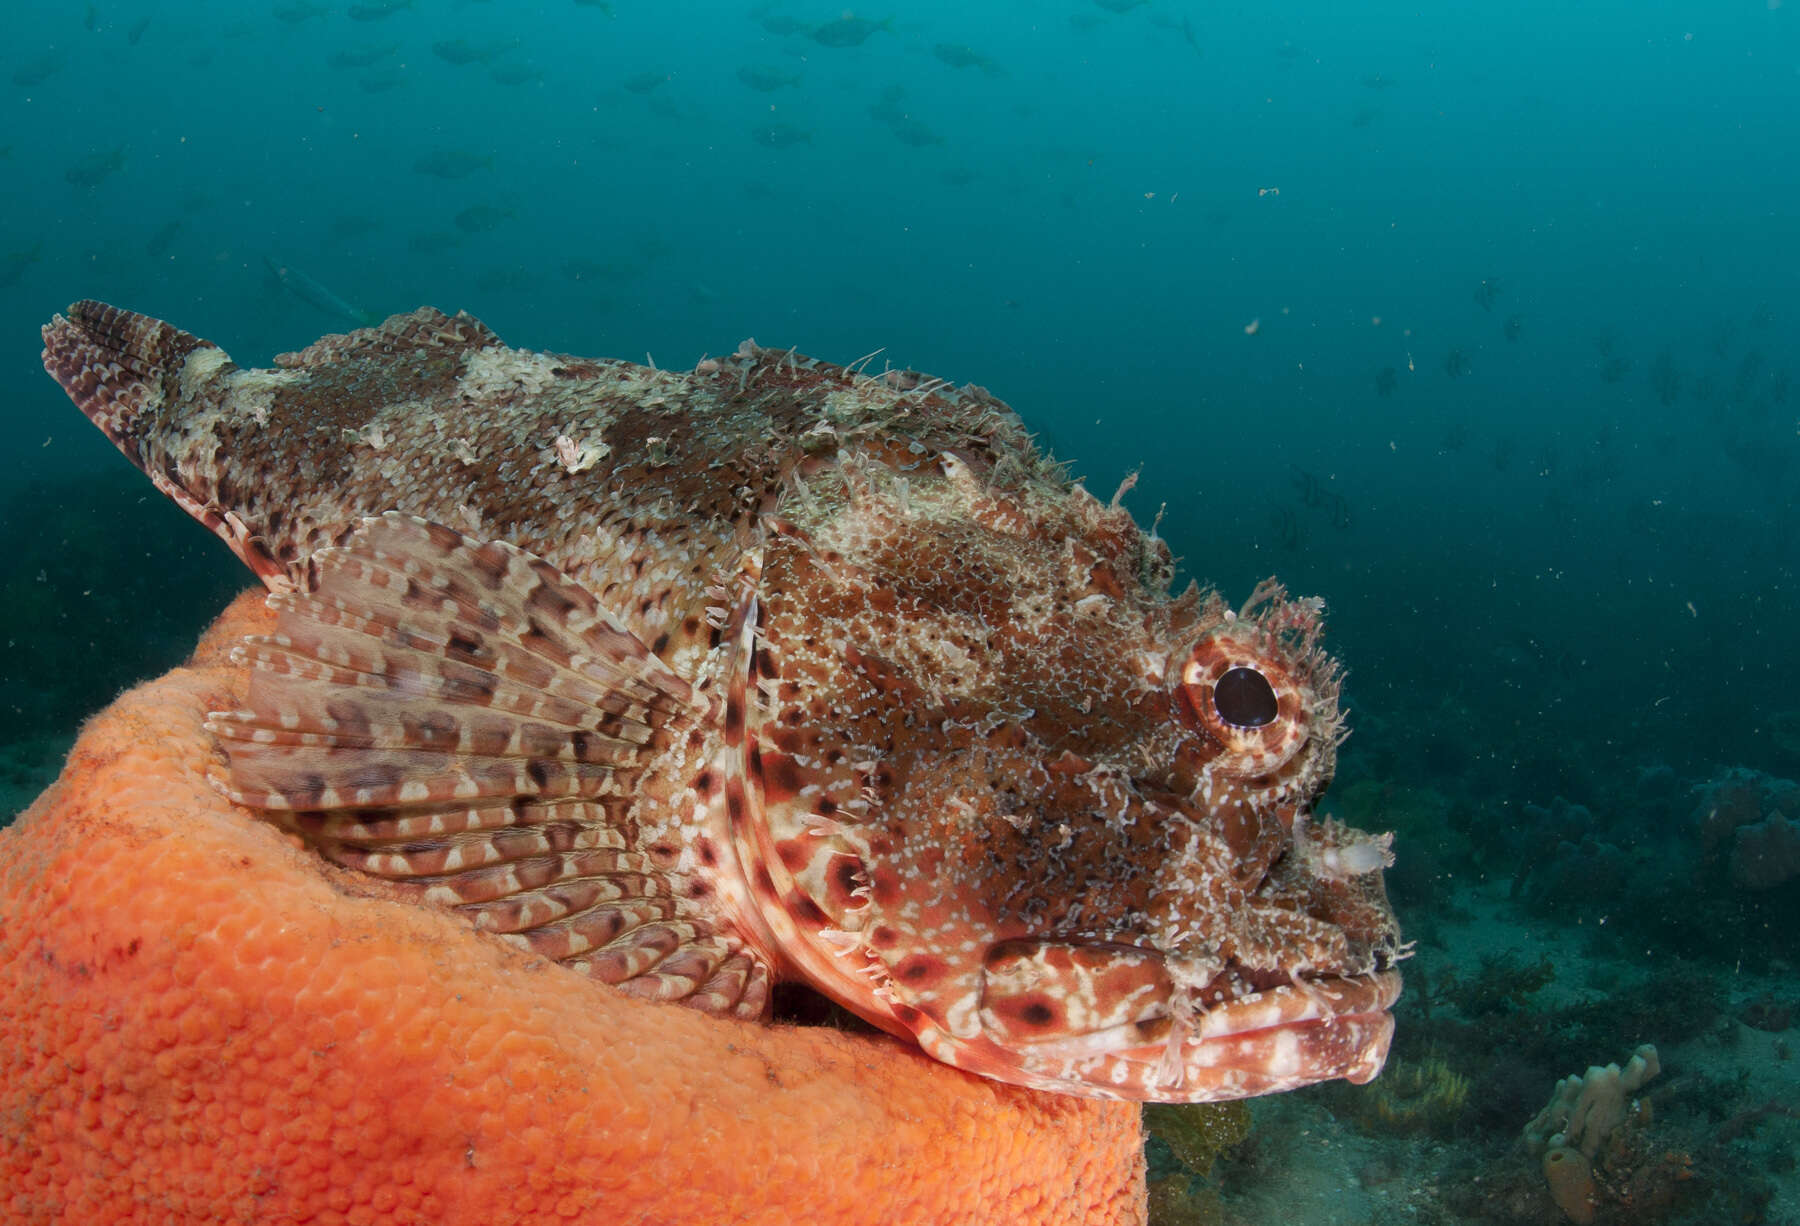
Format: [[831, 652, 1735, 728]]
[[0, 590, 1145, 1225]]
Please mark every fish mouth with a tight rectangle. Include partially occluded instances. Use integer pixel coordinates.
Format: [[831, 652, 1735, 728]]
[[1145, 968, 1400, 1099], [973, 939, 1402, 1101]]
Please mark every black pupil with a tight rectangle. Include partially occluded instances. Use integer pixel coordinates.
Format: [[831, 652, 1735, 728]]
[[1213, 667, 1278, 728]]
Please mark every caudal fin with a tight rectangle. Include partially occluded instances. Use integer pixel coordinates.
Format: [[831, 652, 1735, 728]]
[[41, 300, 227, 467], [39, 301, 289, 585]]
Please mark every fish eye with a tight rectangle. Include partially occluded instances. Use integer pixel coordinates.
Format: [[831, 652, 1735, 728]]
[[1212, 666, 1277, 728], [1175, 634, 1311, 778]]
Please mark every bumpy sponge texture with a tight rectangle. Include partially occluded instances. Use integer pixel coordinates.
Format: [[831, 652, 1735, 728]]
[[0, 590, 1145, 1225]]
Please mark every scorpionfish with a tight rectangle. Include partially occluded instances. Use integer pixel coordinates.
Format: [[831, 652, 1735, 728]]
[[43, 300, 1403, 1102]]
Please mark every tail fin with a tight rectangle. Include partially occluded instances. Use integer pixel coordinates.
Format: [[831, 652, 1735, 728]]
[[40, 300, 226, 468], [39, 301, 285, 585]]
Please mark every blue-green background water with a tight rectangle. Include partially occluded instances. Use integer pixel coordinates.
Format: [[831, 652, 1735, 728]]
[[2, 2, 1798, 1220], [5, 0, 1795, 786]]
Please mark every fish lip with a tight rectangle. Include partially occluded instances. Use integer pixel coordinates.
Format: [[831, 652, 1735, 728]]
[[1164, 968, 1403, 1093], [996, 967, 1402, 1050], [980, 966, 1403, 1100], [1188, 967, 1405, 1039]]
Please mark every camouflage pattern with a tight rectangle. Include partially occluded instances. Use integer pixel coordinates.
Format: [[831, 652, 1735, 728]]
[[44, 300, 1403, 1100]]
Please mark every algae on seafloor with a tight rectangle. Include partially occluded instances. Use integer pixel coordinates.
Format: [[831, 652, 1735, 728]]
[[1336, 1053, 1470, 1138], [1145, 1100, 1252, 1174], [1143, 1101, 1252, 1225]]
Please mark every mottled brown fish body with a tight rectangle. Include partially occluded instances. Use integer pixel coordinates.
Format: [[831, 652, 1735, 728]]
[[44, 301, 1404, 1102], [43, 303, 1034, 660]]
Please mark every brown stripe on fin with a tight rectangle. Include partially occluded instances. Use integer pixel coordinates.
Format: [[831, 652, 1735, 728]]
[[204, 512, 769, 1017], [208, 512, 699, 809]]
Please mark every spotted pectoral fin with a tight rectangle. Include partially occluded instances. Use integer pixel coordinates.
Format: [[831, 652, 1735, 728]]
[[205, 512, 770, 1018]]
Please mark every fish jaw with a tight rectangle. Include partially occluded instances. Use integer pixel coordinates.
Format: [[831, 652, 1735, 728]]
[[739, 844, 1404, 1102], [927, 942, 1401, 1101], [839, 787, 1406, 1102], [733, 775, 1403, 1102]]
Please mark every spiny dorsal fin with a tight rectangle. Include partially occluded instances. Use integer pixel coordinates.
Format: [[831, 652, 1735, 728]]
[[272, 306, 502, 370], [205, 513, 769, 1017]]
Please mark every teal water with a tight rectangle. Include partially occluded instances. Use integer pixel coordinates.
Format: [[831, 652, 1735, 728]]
[[2, 2, 1798, 1222]]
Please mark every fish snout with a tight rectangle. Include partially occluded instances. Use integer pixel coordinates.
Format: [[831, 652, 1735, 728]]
[[974, 937, 1402, 1100]]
